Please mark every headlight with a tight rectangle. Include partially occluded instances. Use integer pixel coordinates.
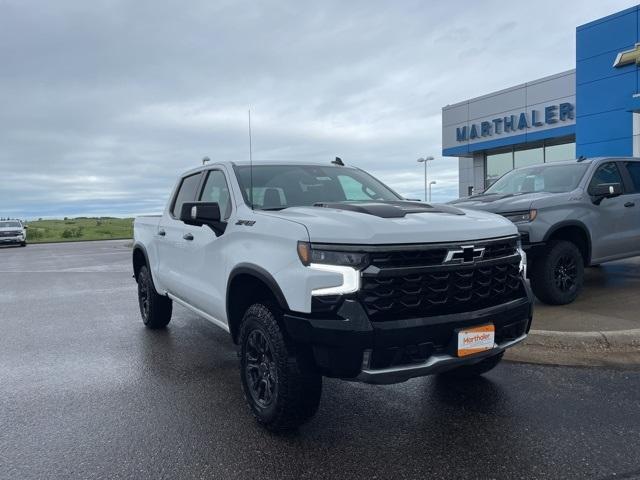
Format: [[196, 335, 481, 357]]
[[297, 242, 368, 268], [502, 209, 537, 224], [297, 242, 365, 296]]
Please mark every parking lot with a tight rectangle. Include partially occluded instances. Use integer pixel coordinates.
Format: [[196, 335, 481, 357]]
[[1, 240, 640, 479]]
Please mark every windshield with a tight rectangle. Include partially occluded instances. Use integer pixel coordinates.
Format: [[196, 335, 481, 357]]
[[485, 163, 588, 195], [234, 165, 402, 210], [0, 221, 21, 228]]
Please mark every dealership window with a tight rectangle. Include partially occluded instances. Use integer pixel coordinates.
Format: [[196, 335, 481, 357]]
[[514, 146, 544, 169], [545, 142, 576, 162], [484, 139, 576, 188], [486, 151, 513, 186]]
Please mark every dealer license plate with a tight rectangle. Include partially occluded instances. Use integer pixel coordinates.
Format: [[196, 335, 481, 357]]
[[457, 324, 495, 357]]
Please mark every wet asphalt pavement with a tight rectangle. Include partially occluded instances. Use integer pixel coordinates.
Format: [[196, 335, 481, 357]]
[[1, 240, 640, 480]]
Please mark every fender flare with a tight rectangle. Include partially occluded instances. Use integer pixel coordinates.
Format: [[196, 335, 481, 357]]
[[132, 242, 150, 281], [226, 264, 290, 314], [542, 220, 592, 262]]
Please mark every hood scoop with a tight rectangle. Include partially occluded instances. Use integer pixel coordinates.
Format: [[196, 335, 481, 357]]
[[312, 201, 465, 218]]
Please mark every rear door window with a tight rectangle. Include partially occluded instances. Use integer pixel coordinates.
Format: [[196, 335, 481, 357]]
[[624, 162, 640, 193], [171, 173, 202, 218]]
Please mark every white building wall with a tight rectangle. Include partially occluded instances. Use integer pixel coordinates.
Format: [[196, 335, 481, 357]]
[[457, 154, 486, 198], [458, 157, 473, 198], [472, 153, 485, 194]]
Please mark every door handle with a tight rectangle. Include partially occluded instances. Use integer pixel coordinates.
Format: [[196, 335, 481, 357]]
[[183, 233, 194, 241], [624, 202, 635, 208], [158, 229, 166, 236]]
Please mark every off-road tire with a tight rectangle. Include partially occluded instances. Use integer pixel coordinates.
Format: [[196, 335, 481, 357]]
[[20, 242, 26, 247], [239, 303, 322, 432], [137, 265, 172, 329], [530, 240, 584, 305], [440, 351, 504, 379]]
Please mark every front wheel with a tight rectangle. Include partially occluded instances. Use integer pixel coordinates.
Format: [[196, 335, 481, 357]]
[[529, 240, 584, 305], [239, 303, 322, 431]]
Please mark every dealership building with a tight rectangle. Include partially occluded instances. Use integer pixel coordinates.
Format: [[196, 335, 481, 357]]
[[443, 5, 640, 197]]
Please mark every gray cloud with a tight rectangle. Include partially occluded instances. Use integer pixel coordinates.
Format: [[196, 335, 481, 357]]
[[1, 0, 636, 218]]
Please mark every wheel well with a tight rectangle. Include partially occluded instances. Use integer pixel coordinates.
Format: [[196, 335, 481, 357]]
[[132, 247, 147, 282], [227, 273, 284, 343], [547, 225, 591, 264]]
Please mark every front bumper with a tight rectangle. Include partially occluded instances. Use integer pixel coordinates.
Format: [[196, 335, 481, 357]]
[[0, 236, 23, 244], [357, 334, 526, 384], [283, 284, 533, 384]]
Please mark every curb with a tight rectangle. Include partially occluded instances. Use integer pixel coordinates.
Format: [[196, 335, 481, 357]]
[[504, 328, 640, 367]]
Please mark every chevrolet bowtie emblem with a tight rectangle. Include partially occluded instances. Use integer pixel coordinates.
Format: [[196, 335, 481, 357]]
[[613, 43, 640, 68], [444, 245, 485, 264]]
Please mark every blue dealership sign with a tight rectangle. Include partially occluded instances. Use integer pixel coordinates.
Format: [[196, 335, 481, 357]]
[[455, 103, 574, 142]]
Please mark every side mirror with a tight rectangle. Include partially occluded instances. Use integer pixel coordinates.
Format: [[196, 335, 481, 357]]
[[180, 202, 224, 233], [23, 225, 28, 229], [591, 183, 622, 205]]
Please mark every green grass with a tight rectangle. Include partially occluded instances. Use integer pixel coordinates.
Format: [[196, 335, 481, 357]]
[[25, 217, 134, 244]]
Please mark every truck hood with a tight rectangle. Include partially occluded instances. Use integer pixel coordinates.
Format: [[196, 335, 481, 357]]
[[262, 202, 516, 244], [450, 191, 563, 213]]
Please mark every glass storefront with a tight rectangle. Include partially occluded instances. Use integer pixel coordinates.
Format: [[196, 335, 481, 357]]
[[545, 142, 576, 162], [485, 138, 575, 188], [486, 151, 513, 186], [514, 147, 544, 168]]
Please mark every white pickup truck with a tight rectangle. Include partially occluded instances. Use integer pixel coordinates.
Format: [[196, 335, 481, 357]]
[[133, 161, 533, 431], [0, 220, 27, 247]]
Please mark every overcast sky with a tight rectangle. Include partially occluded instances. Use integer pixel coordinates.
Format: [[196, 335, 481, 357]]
[[1, 0, 636, 219]]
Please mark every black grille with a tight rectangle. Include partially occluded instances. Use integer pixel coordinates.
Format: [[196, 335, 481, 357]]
[[0, 231, 21, 237], [482, 238, 518, 259], [359, 261, 524, 321], [369, 249, 447, 268], [365, 238, 517, 269]]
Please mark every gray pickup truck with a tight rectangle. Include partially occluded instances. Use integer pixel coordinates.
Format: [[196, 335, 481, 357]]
[[452, 157, 640, 305]]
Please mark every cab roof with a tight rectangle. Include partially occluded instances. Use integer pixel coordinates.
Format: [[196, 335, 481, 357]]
[[180, 160, 357, 177]]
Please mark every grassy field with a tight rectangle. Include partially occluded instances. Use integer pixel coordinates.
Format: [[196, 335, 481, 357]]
[[25, 217, 134, 243]]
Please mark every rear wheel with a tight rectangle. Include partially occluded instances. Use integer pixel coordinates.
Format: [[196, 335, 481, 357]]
[[530, 240, 584, 305], [440, 352, 504, 379], [239, 303, 322, 431], [137, 265, 172, 329]]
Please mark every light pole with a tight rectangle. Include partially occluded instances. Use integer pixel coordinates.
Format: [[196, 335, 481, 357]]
[[417, 156, 434, 202], [429, 180, 437, 203]]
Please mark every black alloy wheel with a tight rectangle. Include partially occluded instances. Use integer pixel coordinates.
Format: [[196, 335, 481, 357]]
[[244, 329, 278, 408], [238, 303, 322, 431], [529, 240, 584, 305], [554, 254, 578, 293], [139, 275, 150, 320]]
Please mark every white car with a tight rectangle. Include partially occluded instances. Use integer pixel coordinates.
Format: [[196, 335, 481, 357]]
[[0, 220, 27, 247], [133, 161, 533, 431]]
